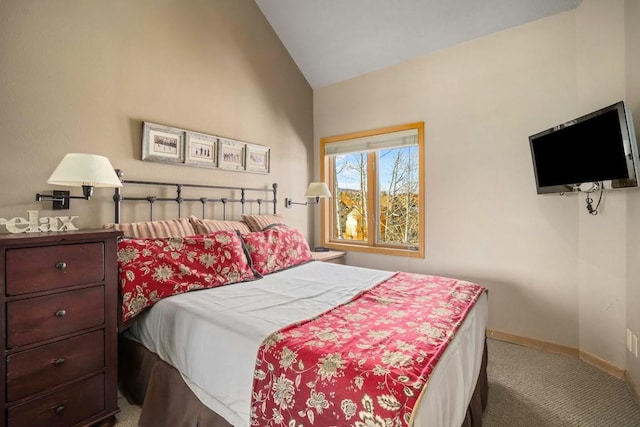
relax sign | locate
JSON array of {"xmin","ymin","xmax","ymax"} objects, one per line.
[{"xmin": 0, "ymin": 210, "xmax": 79, "ymax": 233}]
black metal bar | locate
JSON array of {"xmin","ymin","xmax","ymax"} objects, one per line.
[
  {"xmin": 118, "ymin": 196, "xmax": 277, "ymax": 207},
  {"xmin": 200, "ymin": 198, "xmax": 207, "ymax": 218},
  {"xmin": 121, "ymin": 178, "xmax": 269, "ymax": 193},
  {"xmin": 176, "ymin": 185, "xmax": 183, "ymax": 218},
  {"xmin": 112, "ymin": 169, "xmax": 277, "ymax": 224},
  {"xmin": 114, "ymin": 169, "xmax": 124, "ymax": 223},
  {"xmin": 272, "ymin": 183, "xmax": 278, "ymax": 214},
  {"xmin": 147, "ymin": 196, "xmax": 156, "ymax": 220}
]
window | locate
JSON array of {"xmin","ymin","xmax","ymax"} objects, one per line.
[{"xmin": 320, "ymin": 122, "xmax": 424, "ymax": 257}]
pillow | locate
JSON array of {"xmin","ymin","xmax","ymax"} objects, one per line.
[
  {"xmin": 118, "ymin": 230, "xmax": 256, "ymax": 322},
  {"xmin": 241, "ymin": 225, "xmax": 312, "ymax": 275},
  {"xmin": 189, "ymin": 216, "xmax": 252, "ymax": 235},
  {"xmin": 103, "ymin": 217, "xmax": 195, "ymax": 238},
  {"xmin": 241, "ymin": 214, "xmax": 286, "ymax": 232}
]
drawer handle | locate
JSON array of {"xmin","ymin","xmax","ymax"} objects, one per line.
[
  {"xmin": 55, "ymin": 261, "xmax": 67, "ymax": 270},
  {"xmin": 52, "ymin": 357, "xmax": 65, "ymax": 366},
  {"xmin": 55, "ymin": 309, "xmax": 67, "ymax": 318},
  {"xmin": 54, "ymin": 404, "xmax": 66, "ymax": 415}
]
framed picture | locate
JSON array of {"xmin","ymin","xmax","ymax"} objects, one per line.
[
  {"xmin": 185, "ymin": 131, "xmax": 218, "ymax": 168},
  {"xmin": 245, "ymin": 144, "xmax": 270, "ymax": 174},
  {"xmin": 218, "ymin": 138, "xmax": 245, "ymax": 171},
  {"xmin": 142, "ymin": 122, "xmax": 185, "ymax": 164}
]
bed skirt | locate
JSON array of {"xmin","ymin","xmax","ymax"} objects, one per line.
[{"xmin": 119, "ymin": 336, "xmax": 489, "ymax": 427}]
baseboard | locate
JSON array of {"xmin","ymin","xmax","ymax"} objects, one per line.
[
  {"xmin": 486, "ymin": 329, "xmax": 625, "ymax": 379},
  {"xmin": 578, "ymin": 350, "xmax": 625, "ymax": 379},
  {"xmin": 487, "ymin": 329, "xmax": 578, "ymax": 358},
  {"xmin": 626, "ymin": 371, "xmax": 640, "ymax": 405}
]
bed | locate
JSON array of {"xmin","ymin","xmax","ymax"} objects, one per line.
[{"xmin": 109, "ymin": 172, "xmax": 489, "ymax": 427}]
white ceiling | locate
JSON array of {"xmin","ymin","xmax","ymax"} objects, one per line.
[{"xmin": 255, "ymin": 0, "xmax": 582, "ymax": 89}]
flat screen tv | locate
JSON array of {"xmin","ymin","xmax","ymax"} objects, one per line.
[{"xmin": 529, "ymin": 101, "xmax": 639, "ymax": 194}]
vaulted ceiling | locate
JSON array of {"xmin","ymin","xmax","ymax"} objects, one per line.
[{"xmin": 255, "ymin": 0, "xmax": 583, "ymax": 89}]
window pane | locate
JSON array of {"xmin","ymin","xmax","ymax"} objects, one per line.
[
  {"xmin": 333, "ymin": 153, "xmax": 368, "ymax": 242},
  {"xmin": 321, "ymin": 122, "xmax": 424, "ymax": 258},
  {"xmin": 376, "ymin": 146, "xmax": 419, "ymax": 247}
]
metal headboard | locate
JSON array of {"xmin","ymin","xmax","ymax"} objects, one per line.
[{"xmin": 112, "ymin": 169, "xmax": 277, "ymax": 223}]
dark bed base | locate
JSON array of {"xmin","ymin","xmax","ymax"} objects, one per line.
[{"xmin": 119, "ymin": 336, "xmax": 488, "ymax": 427}]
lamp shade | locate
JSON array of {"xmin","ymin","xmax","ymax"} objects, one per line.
[
  {"xmin": 304, "ymin": 182, "xmax": 331, "ymax": 198},
  {"xmin": 47, "ymin": 153, "xmax": 122, "ymax": 188}
]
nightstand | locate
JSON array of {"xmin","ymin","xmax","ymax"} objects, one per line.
[
  {"xmin": 311, "ymin": 250, "xmax": 346, "ymax": 264},
  {"xmin": 0, "ymin": 229, "xmax": 121, "ymax": 427}
]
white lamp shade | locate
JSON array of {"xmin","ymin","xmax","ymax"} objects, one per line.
[
  {"xmin": 304, "ymin": 182, "xmax": 331, "ymax": 198},
  {"xmin": 47, "ymin": 153, "xmax": 122, "ymax": 188}
]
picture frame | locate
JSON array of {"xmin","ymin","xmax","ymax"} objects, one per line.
[
  {"xmin": 185, "ymin": 131, "xmax": 218, "ymax": 168},
  {"xmin": 140, "ymin": 121, "xmax": 270, "ymax": 174},
  {"xmin": 218, "ymin": 138, "xmax": 245, "ymax": 171},
  {"xmin": 142, "ymin": 122, "xmax": 185, "ymax": 164},
  {"xmin": 245, "ymin": 143, "xmax": 270, "ymax": 174}
]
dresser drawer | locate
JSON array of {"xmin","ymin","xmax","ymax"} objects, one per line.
[
  {"xmin": 8, "ymin": 373, "xmax": 104, "ymax": 427},
  {"xmin": 7, "ymin": 286, "xmax": 104, "ymax": 348},
  {"xmin": 6, "ymin": 330, "xmax": 104, "ymax": 402},
  {"xmin": 6, "ymin": 242, "xmax": 104, "ymax": 295}
]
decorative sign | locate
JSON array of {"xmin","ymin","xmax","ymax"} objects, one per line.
[{"xmin": 0, "ymin": 210, "xmax": 79, "ymax": 233}]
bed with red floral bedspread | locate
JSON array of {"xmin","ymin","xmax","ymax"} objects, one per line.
[{"xmin": 115, "ymin": 225, "xmax": 488, "ymax": 427}]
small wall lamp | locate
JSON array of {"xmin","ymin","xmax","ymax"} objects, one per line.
[
  {"xmin": 285, "ymin": 182, "xmax": 332, "ymax": 208},
  {"xmin": 35, "ymin": 153, "xmax": 123, "ymax": 210}
]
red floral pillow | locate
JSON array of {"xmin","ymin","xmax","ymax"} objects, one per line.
[
  {"xmin": 118, "ymin": 230, "xmax": 256, "ymax": 322},
  {"xmin": 241, "ymin": 225, "xmax": 312, "ymax": 276}
]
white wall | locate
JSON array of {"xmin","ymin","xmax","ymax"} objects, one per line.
[{"xmin": 314, "ymin": 0, "xmax": 639, "ymax": 367}]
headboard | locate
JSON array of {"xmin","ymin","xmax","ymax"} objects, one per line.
[{"xmin": 112, "ymin": 169, "xmax": 278, "ymax": 223}]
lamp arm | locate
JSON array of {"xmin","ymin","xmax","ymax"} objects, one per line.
[
  {"xmin": 285, "ymin": 198, "xmax": 308, "ymax": 208},
  {"xmin": 284, "ymin": 196, "xmax": 321, "ymax": 208},
  {"xmin": 35, "ymin": 185, "xmax": 95, "ymax": 210},
  {"xmin": 36, "ymin": 193, "xmax": 65, "ymax": 203}
]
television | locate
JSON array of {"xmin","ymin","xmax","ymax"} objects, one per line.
[{"xmin": 529, "ymin": 101, "xmax": 640, "ymax": 194}]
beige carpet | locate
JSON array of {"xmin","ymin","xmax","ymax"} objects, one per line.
[
  {"xmin": 114, "ymin": 393, "xmax": 140, "ymax": 427},
  {"xmin": 483, "ymin": 339, "xmax": 640, "ymax": 426},
  {"xmin": 114, "ymin": 339, "xmax": 640, "ymax": 426}
]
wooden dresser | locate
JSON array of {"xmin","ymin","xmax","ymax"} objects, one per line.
[{"xmin": 0, "ymin": 230, "xmax": 121, "ymax": 427}]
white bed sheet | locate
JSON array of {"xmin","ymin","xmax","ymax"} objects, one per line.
[{"xmin": 127, "ymin": 262, "xmax": 488, "ymax": 427}]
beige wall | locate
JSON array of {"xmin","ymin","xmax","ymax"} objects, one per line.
[
  {"xmin": 0, "ymin": 0, "xmax": 313, "ymax": 232},
  {"xmin": 576, "ymin": 0, "xmax": 628, "ymax": 369},
  {"xmin": 626, "ymin": 0, "xmax": 640, "ymax": 391},
  {"xmin": 314, "ymin": 0, "xmax": 639, "ymax": 368}
]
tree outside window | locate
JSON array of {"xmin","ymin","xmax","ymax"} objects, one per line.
[{"xmin": 320, "ymin": 122, "xmax": 424, "ymax": 258}]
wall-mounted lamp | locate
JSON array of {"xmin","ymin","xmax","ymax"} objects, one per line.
[
  {"xmin": 35, "ymin": 153, "xmax": 123, "ymax": 210},
  {"xmin": 285, "ymin": 182, "xmax": 332, "ymax": 208}
]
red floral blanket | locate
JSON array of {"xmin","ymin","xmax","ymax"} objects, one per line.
[{"xmin": 250, "ymin": 272, "xmax": 486, "ymax": 426}]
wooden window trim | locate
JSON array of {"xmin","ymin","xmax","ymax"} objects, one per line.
[{"xmin": 319, "ymin": 122, "xmax": 425, "ymax": 258}]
